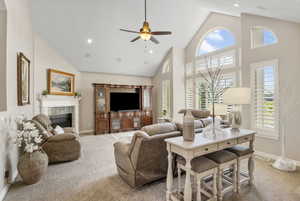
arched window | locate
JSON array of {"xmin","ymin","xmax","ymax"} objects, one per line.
[
  {"xmin": 162, "ymin": 59, "xmax": 171, "ymax": 74},
  {"xmin": 197, "ymin": 28, "xmax": 235, "ymax": 56},
  {"xmin": 251, "ymin": 27, "xmax": 278, "ymax": 48}
]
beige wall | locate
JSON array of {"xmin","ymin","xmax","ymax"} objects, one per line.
[
  {"xmin": 33, "ymin": 35, "xmax": 81, "ymax": 114},
  {"xmin": 0, "ymin": 0, "xmax": 34, "ymax": 195},
  {"xmin": 79, "ymin": 72, "xmax": 152, "ymax": 132},
  {"xmin": 0, "ymin": 8, "xmax": 6, "ymax": 112},
  {"xmin": 241, "ymin": 13, "xmax": 300, "ymax": 161}
]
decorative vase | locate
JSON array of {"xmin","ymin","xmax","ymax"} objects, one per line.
[
  {"xmin": 183, "ymin": 110, "xmax": 195, "ymax": 141},
  {"xmin": 17, "ymin": 150, "xmax": 48, "ymax": 185}
]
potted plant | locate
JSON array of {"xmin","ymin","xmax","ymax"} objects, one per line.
[
  {"xmin": 15, "ymin": 121, "xmax": 48, "ymax": 185},
  {"xmin": 41, "ymin": 90, "xmax": 48, "ymax": 97},
  {"xmin": 74, "ymin": 92, "xmax": 82, "ymax": 98}
]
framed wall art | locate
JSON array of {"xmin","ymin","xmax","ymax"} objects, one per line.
[
  {"xmin": 17, "ymin": 52, "xmax": 30, "ymax": 106},
  {"xmin": 47, "ymin": 69, "xmax": 75, "ymax": 96}
]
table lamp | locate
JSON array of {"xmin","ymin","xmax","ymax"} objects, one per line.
[
  {"xmin": 223, "ymin": 88, "xmax": 251, "ymax": 129},
  {"xmin": 208, "ymin": 103, "xmax": 227, "ymax": 118}
]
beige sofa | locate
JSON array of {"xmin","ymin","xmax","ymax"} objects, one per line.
[
  {"xmin": 114, "ymin": 122, "xmax": 181, "ymax": 188},
  {"xmin": 32, "ymin": 114, "xmax": 81, "ymax": 164}
]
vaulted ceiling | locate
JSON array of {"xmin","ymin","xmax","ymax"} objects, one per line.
[
  {"xmin": 31, "ymin": 0, "xmax": 209, "ymax": 77},
  {"xmin": 31, "ymin": 0, "xmax": 300, "ymax": 77}
]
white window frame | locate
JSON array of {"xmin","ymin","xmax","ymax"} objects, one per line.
[
  {"xmin": 250, "ymin": 59, "xmax": 280, "ymax": 140},
  {"xmin": 250, "ymin": 26, "xmax": 278, "ymax": 49}
]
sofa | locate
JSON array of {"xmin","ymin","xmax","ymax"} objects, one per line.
[
  {"xmin": 32, "ymin": 114, "xmax": 81, "ymax": 164},
  {"xmin": 114, "ymin": 122, "xmax": 181, "ymax": 188}
]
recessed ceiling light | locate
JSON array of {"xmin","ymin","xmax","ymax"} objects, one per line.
[
  {"xmin": 87, "ymin": 38, "xmax": 93, "ymax": 44},
  {"xmin": 149, "ymin": 50, "xmax": 154, "ymax": 54},
  {"xmin": 233, "ymin": 3, "xmax": 240, "ymax": 7}
]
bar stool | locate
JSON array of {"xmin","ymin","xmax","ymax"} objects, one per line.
[
  {"xmin": 176, "ymin": 156, "xmax": 218, "ymax": 201},
  {"xmin": 226, "ymin": 145, "xmax": 254, "ymax": 193},
  {"xmin": 206, "ymin": 150, "xmax": 238, "ymax": 201}
]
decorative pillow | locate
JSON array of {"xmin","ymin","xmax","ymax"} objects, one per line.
[
  {"xmin": 200, "ymin": 117, "xmax": 213, "ymax": 127},
  {"xmin": 141, "ymin": 122, "xmax": 177, "ymax": 136},
  {"xmin": 54, "ymin": 125, "xmax": 65, "ymax": 135},
  {"xmin": 194, "ymin": 120, "xmax": 204, "ymax": 129}
]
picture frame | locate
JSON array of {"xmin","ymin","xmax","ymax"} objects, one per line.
[
  {"xmin": 17, "ymin": 52, "xmax": 30, "ymax": 106},
  {"xmin": 47, "ymin": 69, "xmax": 75, "ymax": 96}
]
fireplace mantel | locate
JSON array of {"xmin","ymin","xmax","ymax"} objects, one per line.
[{"xmin": 38, "ymin": 95, "xmax": 81, "ymax": 134}]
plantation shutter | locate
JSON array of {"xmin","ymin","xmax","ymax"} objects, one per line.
[
  {"xmin": 162, "ymin": 80, "xmax": 171, "ymax": 116},
  {"xmin": 251, "ymin": 60, "xmax": 279, "ymax": 139},
  {"xmin": 185, "ymin": 79, "xmax": 194, "ymax": 109}
]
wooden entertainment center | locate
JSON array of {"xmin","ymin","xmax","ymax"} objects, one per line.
[{"xmin": 93, "ymin": 83, "xmax": 153, "ymax": 134}]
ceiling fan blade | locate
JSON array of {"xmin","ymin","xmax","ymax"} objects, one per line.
[
  {"xmin": 151, "ymin": 31, "xmax": 172, "ymax": 35},
  {"xmin": 131, "ymin": 36, "xmax": 141, "ymax": 42},
  {"xmin": 150, "ymin": 36, "xmax": 159, "ymax": 44},
  {"xmin": 120, "ymin": 29, "xmax": 140, "ymax": 34}
]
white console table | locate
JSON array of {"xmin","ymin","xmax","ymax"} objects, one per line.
[{"xmin": 165, "ymin": 128, "xmax": 256, "ymax": 201}]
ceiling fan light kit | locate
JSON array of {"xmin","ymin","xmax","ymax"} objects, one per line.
[{"xmin": 120, "ymin": 0, "xmax": 171, "ymax": 44}]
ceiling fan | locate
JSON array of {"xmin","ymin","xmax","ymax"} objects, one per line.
[{"xmin": 120, "ymin": 0, "xmax": 172, "ymax": 44}]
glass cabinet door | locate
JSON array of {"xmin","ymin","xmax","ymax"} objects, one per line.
[
  {"xmin": 96, "ymin": 88, "xmax": 106, "ymax": 112},
  {"xmin": 143, "ymin": 88, "xmax": 151, "ymax": 109}
]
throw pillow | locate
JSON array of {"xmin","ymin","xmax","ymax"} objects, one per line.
[{"xmin": 54, "ymin": 125, "xmax": 65, "ymax": 135}]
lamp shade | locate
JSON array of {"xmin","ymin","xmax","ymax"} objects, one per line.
[
  {"xmin": 223, "ymin": 88, "xmax": 251, "ymax": 105},
  {"xmin": 208, "ymin": 104, "xmax": 227, "ymax": 115}
]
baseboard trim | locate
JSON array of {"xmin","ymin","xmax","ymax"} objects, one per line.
[
  {"xmin": 0, "ymin": 170, "xmax": 18, "ymax": 201},
  {"xmin": 0, "ymin": 184, "xmax": 9, "ymax": 201},
  {"xmin": 255, "ymin": 151, "xmax": 300, "ymax": 167},
  {"xmin": 79, "ymin": 130, "xmax": 94, "ymax": 134}
]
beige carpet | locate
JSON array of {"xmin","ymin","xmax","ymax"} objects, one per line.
[{"xmin": 4, "ymin": 133, "xmax": 300, "ymax": 201}]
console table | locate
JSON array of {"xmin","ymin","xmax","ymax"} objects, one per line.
[{"xmin": 165, "ymin": 128, "xmax": 256, "ymax": 201}]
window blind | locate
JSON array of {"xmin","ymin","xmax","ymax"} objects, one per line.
[
  {"xmin": 251, "ymin": 60, "xmax": 279, "ymax": 139},
  {"xmin": 162, "ymin": 80, "xmax": 171, "ymax": 115},
  {"xmin": 185, "ymin": 79, "xmax": 194, "ymax": 109}
]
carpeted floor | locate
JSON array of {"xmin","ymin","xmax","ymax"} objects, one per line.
[{"xmin": 4, "ymin": 133, "xmax": 300, "ymax": 201}]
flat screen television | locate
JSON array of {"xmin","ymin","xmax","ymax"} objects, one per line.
[{"xmin": 110, "ymin": 92, "xmax": 140, "ymax": 111}]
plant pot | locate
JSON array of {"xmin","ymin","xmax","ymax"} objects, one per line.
[
  {"xmin": 183, "ymin": 110, "xmax": 195, "ymax": 141},
  {"xmin": 18, "ymin": 150, "xmax": 48, "ymax": 185}
]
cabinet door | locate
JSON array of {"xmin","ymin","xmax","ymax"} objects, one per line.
[
  {"xmin": 95, "ymin": 87, "xmax": 110, "ymax": 113},
  {"xmin": 95, "ymin": 87, "xmax": 106, "ymax": 113},
  {"xmin": 142, "ymin": 87, "xmax": 152, "ymax": 110},
  {"xmin": 95, "ymin": 118, "xmax": 109, "ymax": 134}
]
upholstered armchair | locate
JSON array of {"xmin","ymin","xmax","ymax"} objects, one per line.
[
  {"xmin": 32, "ymin": 114, "xmax": 81, "ymax": 164},
  {"xmin": 114, "ymin": 123, "xmax": 181, "ymax": 187}
]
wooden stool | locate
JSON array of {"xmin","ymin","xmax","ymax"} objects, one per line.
[
  {"xmin": 206, "ymin": 150, "xmax": 238, "ymax": 201},
  {"xmin": 227, "ymin": 145, "xmax": 254, "ymax": 193},
  {"xmin": 177, "ymin": 156, "xmax": 218, "ymax": 201}
]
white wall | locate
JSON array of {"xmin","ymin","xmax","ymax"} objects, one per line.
[
  {"xmin": 241, "ymin": 13, "xmax": 300, "ymax": 161},
  {"xmin": 0, "ymin": 0, "xmax": 34, "ymax": 197},
  {"xmin": 33, "ymin": 35, "xmax": 81, "ymax": 114},
  {"xmin": 0, "ymin": 8, "xmax": 7, "ymax": 112},
  {"xmin": 79, "ymin": 72, "xmax": 152, "ymax": 132}
]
